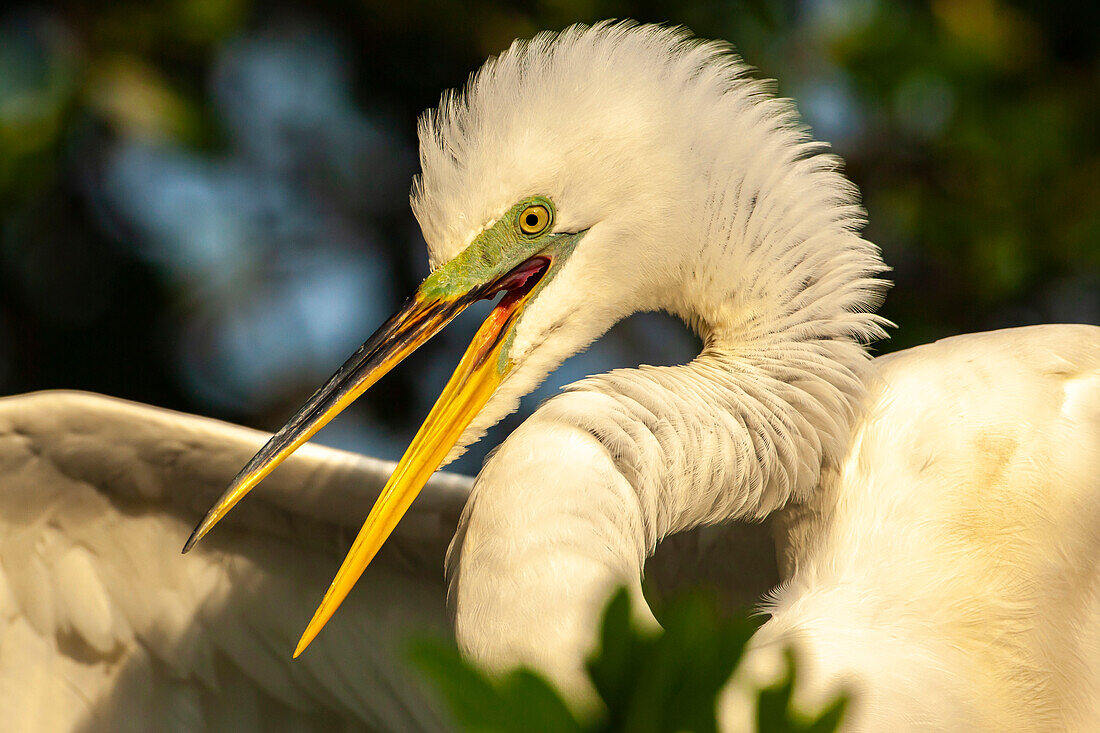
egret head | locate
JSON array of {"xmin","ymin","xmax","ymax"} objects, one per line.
[
  {"xmin": 409, "ymin": 21, "xmax": 749, "ymax": 445},
  {"xmin": 185, "ymin": 21, "xmax": 875, "ymax": 654}
]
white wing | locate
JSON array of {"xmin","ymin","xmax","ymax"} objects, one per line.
[{"xmin": 0, "ymin": 390, "xmax": 472, "ymax": 732}]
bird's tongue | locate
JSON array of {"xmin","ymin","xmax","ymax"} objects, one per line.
[{"xmin": 474, "ymin": 256, "xmax": 550, "ymax": 365}]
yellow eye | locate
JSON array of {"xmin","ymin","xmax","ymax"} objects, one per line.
[{"xmin": 518, "ymin": 204, "xmax": 551, "ymax": 235}]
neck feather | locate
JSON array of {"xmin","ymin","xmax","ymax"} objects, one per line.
[
  {"xmin": 446, "ymin": 76, "xmax": 890, "ymax": 696},
  {"xmin": 446, "ymin": 328, "xmax": 880, "ymax": 698}
]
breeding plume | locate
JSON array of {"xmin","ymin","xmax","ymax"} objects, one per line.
[{"xmin": 2, "ymin": 21, "xmax": 1099, "ymax": 732}]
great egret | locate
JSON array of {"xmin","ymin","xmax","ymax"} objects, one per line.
[{"xmin": 2, "ymin": 20, "xmax": 1098, "ymax": 732}]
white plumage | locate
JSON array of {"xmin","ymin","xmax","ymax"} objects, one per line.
[
  {"xmin": 1, "ymin": 21, "xmax": 1098, "ymax": 732},
  {"xmin": 727, "ymin": 325, "xmax": 1100, "ymax": 730},
  {"xmin": 0, "ymin": 391, "xmax": 468, "ymax": 730},
  {"xmin": 413, "ymin": 23, "xmax": 886, "ymax": 462}
]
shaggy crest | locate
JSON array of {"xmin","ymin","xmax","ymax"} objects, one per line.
[{"xmin": 412, "ymin": 22, "xmax": 889, "ymax": 469}]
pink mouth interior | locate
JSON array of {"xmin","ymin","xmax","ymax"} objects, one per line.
[
  {"xmin": 467, "ymin": 257, "xmax": 551, "ymax": 365},
  {"xmin": 484, "ymin": 257, "xmax": 551, "ymax": 308},
  {"xmin": 494, "ymin": 257, "xmax": 550, "ymax": 294}
]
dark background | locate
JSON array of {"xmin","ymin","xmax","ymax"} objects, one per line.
[{"xmin": 1, "ymin": 0, "xmax": 1097, "ymax": 474}]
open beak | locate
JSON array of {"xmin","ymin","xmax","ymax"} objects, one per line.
[{"xmin": 182, "ymin": 255, "xmax": 551, "ymax": 654}]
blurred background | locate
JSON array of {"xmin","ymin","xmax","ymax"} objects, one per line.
[{"xmin": 1, "ymin": 0, "xmax": 1097, "ymax": 474}]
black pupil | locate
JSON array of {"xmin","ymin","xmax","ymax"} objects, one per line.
[{"xmin": 525, "ymin": 213, "xmax": 539, "ymax": 228}]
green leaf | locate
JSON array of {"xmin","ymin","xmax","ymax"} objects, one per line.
[
  {"xmin": 586, "ymin": 588, "xmax": 644, "ymax": 719},
  {"xmin": 585, "ymin": 588, "xmax": 761, "ymax": 733},
  {"xmin": 496, "ymin": 670, "xmax": 583, "ymax": 733},
  {"xmin": 756, "ymin": 651, "xmax": 796, "ymax": 732},
  {"xmin": 410, "ymin": 639, "xmax": 510, "ymax": 730},
  {"xmin": 804, "ymin": 694, "xmax": 850, "ymax": 733},
  {"xmin": 411, "ymin": 638, "xmax": 583, "ymax": 732},
  {"xmin": 755, "ymin": 649, "xmax": 848, "ymax": 733}
]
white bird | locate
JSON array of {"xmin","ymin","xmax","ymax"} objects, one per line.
[{"xmin": 2, "ymin": 20, "xmax": 1098, "ymax": 732}]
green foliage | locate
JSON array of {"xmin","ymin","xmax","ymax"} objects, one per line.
[
  {"xmin": 412, "ymin": 588, "xmax": 848, "ymax": 732},
  {"xmin": 814, "ymin": 0, "xmax": 1100, "ymax": 346},
  {"xmin": 757, "ymin": 650, "xmax": 849, "ymax": 733},
  {"xmin": 586, "ymin": 589, "xmax": 758, "ymax": 732},
  {"xmin": 412, "ymin": 643, "xmax": 582, "ymax": 733}
]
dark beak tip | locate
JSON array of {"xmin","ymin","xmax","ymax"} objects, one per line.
[{"xmin": 181, "ymin": 524, "xmax": 203, "ymax": 554}]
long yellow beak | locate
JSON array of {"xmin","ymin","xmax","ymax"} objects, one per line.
[
  {"xmin": 181, "ymin": 291, "xmax": 475, "ymax": 553},
  {"xmin": 183, "ymin": 254, "xmax": 550, "ymax": 655},
  {"xmin": 293, "ymin": 288, "xmax": 521, "ymax": 655}
]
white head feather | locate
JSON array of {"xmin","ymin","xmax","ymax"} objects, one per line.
[{"xmin": 411, "ymin": 21, "xmax": 889, "ymax": 460}]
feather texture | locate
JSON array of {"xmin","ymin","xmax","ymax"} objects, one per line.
[
  {"xmin": 0, "ymin": 391, "xmax": 469, "ymax": 731},
  {"xmin": 429, "ymin": 23, "xmax": 1100, "ymax": 732},
  {"xmin": 412, "ymin": 22, "xmax": 888, "ymax": 462}
]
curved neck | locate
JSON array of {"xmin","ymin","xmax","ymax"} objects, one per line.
[
  {"xmin": 446, "ymin": 101, "xmax": 888, "ymax": 697},
  {"xmin": 446, "ymin": 330, "xmax": 874, "ymax": 698},
  {"xmin": 446, "ymin": 413, "xmax": 653, "ymax": 698},
  {"xmin": 554, "ymin": 335, "xmax": 871, "ymax": 534}
]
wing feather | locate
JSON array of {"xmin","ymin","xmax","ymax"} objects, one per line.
[{"xmin": 0, "ymin": 390, "xmax": 471, "ymax": 731}]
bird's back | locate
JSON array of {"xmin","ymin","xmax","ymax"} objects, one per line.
[{"xmin": 761, "ymin": 324, "xmax": 1100, "ymax": 731}]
